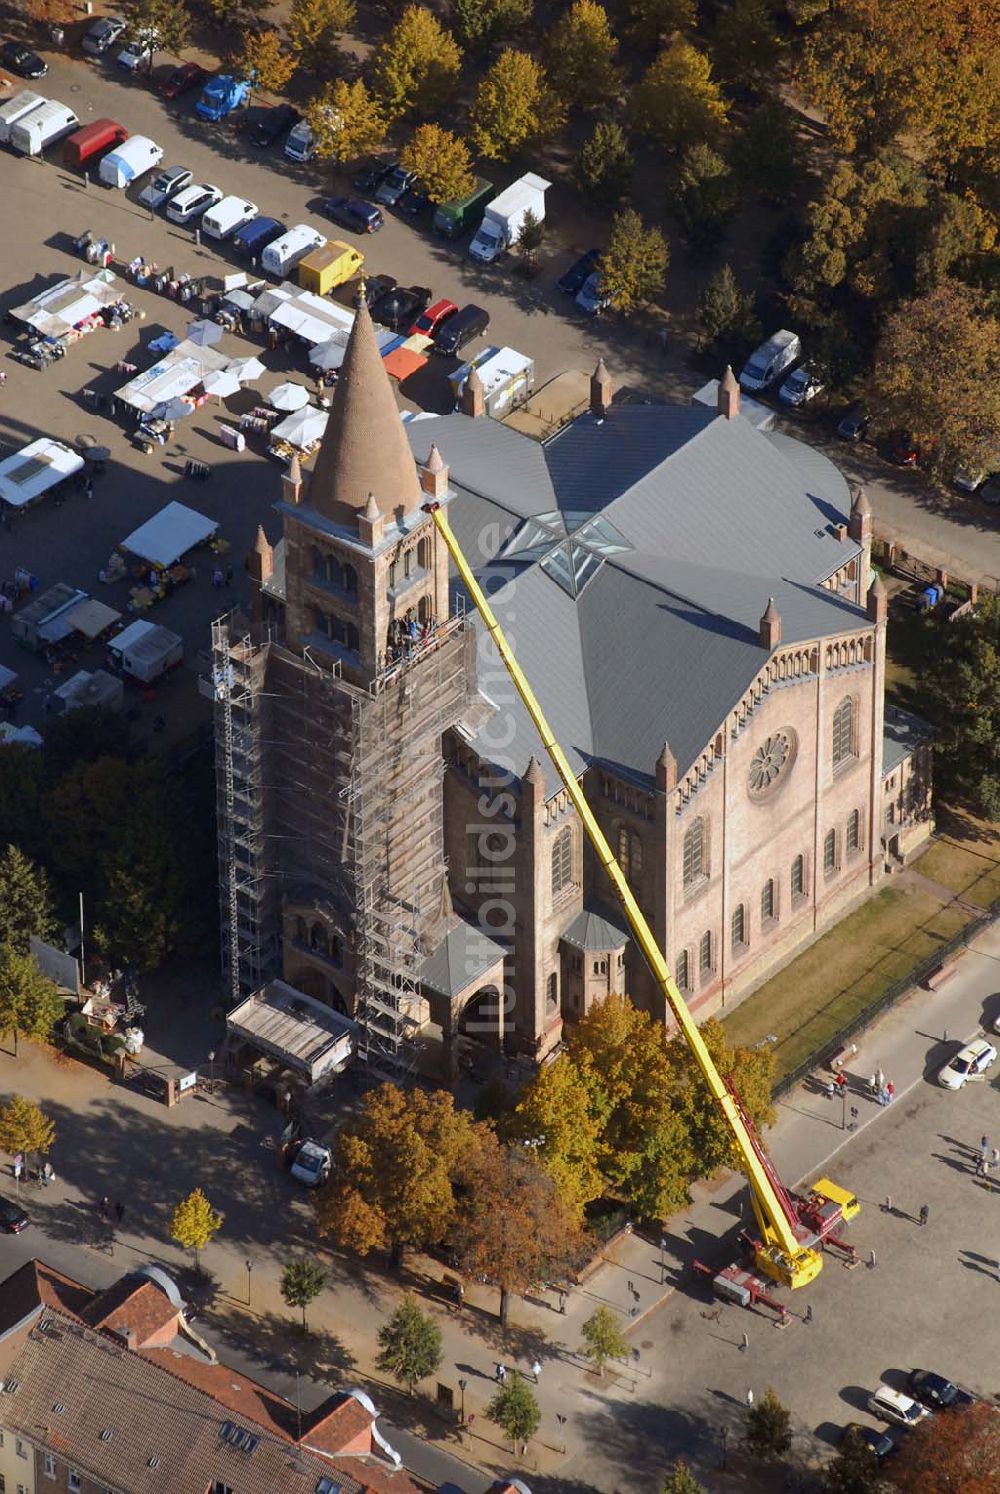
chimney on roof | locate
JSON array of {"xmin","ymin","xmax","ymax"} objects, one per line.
[
  {"xmin": 419, "ymin": 443, "xmax": 449, "ymax": 501},
  {"xmin": 717, "ymin": 365, "xmax": 740, "ymax": 420},
  {"xmin": 590, "ymin": 358, "xmax": 614, "ymax": 419},
  {"xmin": 461, "ymin": 366, "xmax": 485, "ymax": 419},
  {"xmin": 118, "ymin": 1325, "xmax": 136, "ymax": 1351},
  {"xmin": 282, "ymin": 452, "xmax": 302, "ymax": 506},
  {"xmin": 759, "ymin": 596, "xmax": 781, "ymax": 650},
  {"xmin": 656, "ymin": 741, "xmax": 677, "ymax": 793},
  {"xmin": 356, "ymin": 491, "xmax": 385, "ymax": 548},
  {"xmin": 848, "ymin": 484, "xmax": 872, "ymax": 544},
  {"xmin": 867, "ymin": 573, "xmax": 887, "ymax": 624}
]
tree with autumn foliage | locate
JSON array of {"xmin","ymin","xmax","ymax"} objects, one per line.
[
  {"xmin": 401, "ymin": 124, "xmax": 474, "ymax": 205},
  {"xmin": 544, "ymin": 0, "xmax": 621, "ymax": 110},
  {"xmin": 884, "ymin": 1401, "xmax": 1000, "ymax": 1491},
  {"xmin": 23, "ymin": 0, "xmax": 77, "ymax": 25},
  {"xmin": 470, "ymin": 49, "xmax": 565, "ymax": 160},
  {"xmin": 510, "ymin": 1052, "xmax": 604, "ymax": 1220},
  {"xmin": 666, "ymin": 1017, "xmax": 775, "ymax": 1180},
  {"xmin": 288, "ymin": 0, "xmax": 356, "ymax": 73},
  {"xmin": 306, "ymin": 80, "xmax": 386, "ymax": 166},
  {"xmin": 631, "ymin": 37, "xmax": 728, "ymax": 154},
  {"xmin": 598, "ymin": 208, "xmax": 669, "ymax": 318},
  {"xmin": 315, "ymin": 1084, "xmax": 482, "ymax": 1265},
  {"xmin": 372, "ymin": 6, "xmax": 462, "ymax": 121},
  {"xmin": 452, "ymin": 1134, "xmax": 584, "ymax": 1325},
  {"xmin": 626, "ymin": 0, "xmax": 695, "ymax": 47},
  {"xmin": 237, "ymin": 29, "xmax": 296, "ymax": 96}
]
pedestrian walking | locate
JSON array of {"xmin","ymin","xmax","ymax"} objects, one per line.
[
  {"xmin": 919, "ymin": 1204, "xmax": 929, "ymax": 1227},
  {"xmin": 41, "ymin": 1162, "xmax": 53, "ymax": 1187},
  {"xmin": 804, "ymin": 1304, "xmax": 813, "ymax": 1324},
  {"xmin": 885, "ymin": 1080, "xmax": 895, "ymax": 1103},
  {"xmin": 114, "ymin": 1201, "xmax": 124, "ymax": 1224},
  {"xmin": 869, "ymin": 1070, "xmax": 879, "ymax": 1097},
  {"xmin": 883, "ymin": 1195, "xmax": 892, "ymax": 1214},
  {"xmin": 530, "ymin": 1360, "xmax": 541, "ymax": 1384},
  {"xmin": 977, "ymin": 1155, "xmax": 987, "ymax": 1177},
  {"xmin": 834, "ymin": 1071, "xmax": 847, "ymax": 1093},
  {"xmin": 99, "ymin": 1194, "xmax": 109, "ymax": 1217},
  {"xmin": 12, "ymin": 1153, "xmax": 22, "ymax": 1183},
  {"xmin": 495, "ymin": 1363, "xmax": 506, "ymax": 1384},
  {"xmin": 745, "ymin": 1387, "xmax": 754, "ymax": 1408},
  {"xmin": 991, "ymin": 1148, "xmax": 999, "ymax": 1170},
  {"xmin": 876, "ymin": 1066, "xmax": 885, "ymax": 1092},
  {"xmin": 980, "ymin": 1136, "xmax": 990, "ymax": 1163}
]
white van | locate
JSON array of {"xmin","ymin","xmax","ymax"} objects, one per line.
[
  {"xmin": 261, "ymin": 223, "xmax": 325, "ymax": 278},
  {"xmin": 739, "ymin": 330, "xmax": 801, "ymax": 393},
  {"xmin": 10, "ymin": 100, "xmax": 78, "ymax": 157},
  {"xmin": 201, "ymin": 195, "xmax": 258, "ymax": 240},
  {"xmin": 284, "ymin": 120, "xmax": 314, "ymax": 163},
  {"xmin": 98, "ymin": 134, "xmax": 163, "ymax": 189},
  {"xmin": 0, "ymin": 90, "xmax": 46, "ymax": 146}
]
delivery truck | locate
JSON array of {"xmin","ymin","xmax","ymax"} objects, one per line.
[
  {"xmin": 63, "ymin": 118, "xmax": 127, "ymax": 171},
  {"xmin": 297, "ymin": 240, "xmax": 364, "ymax": 296},
  {"xmin": 98, "ymin": 135, "xmax": 163, "ymax": 189},
  {"xmin": 432, "ymin": 177, "xmax": 494, "ymax": 239},
  {"xmin": 468, "ymin": 172, "xmax": 550, "ymax": 264},
  {"xmin": 10, "ymin": 99, "xmax": 78, "ymax": 156},
  {"xmin": 0, "ymin": 90, "xmax": 46, "ymax": 146}
]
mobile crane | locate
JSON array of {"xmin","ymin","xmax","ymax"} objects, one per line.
[{"xmin": 425, "ymin": 502, "xmax": 860, "ymax": 1291}]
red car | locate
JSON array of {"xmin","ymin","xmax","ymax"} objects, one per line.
[
  {"xmin": 409, "ymin": 298, "xmax": 457, "ymax": 339},
  {"xmin": 159, "ymin": 62, "xmax": 208, "ymax": 99}
]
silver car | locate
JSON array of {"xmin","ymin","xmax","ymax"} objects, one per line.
[
  {"xmin": 82, "ymin": 15, "xmax": 126, "ymax": 54},
  {"xmin": 137, "ymin": 166, "xmax": 192, "ymax": 211},
  {"xmin": 166, "ymin": 182, "xmax": 223, "ymax": 226}
]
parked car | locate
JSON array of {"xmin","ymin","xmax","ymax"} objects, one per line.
[
  {"xmin": 159, "ymin": 61, "xmax": 207, "ymax": 98},
  {"xmin": 201, "ymin": 194, "xmax": 258, "ymax": 240},
  {"xmin": 375, "ymin": 164, "xmax": 416, "ymax": 207},
  {"xmin": 575, "ymin": 272, "xmax": 609, "ymax": 317},
  {"xmin": 320, "ymin": 196, "xmax": 383, "ymax": 234},
  {"xmin": 166, "ymin": 182, "xmax": 223, "ymax": 225},
  {"xmin": 117, "ymin": 35, "xmax": 153, "ymax": 72},
  {"xmin": 248, "ymin": 102, "xmax": 300, "ymax": 147},
  {"xmin": 841, "ymin": 1425, "xmax": 896, "ymax": 1460},
  {"xmin": 283, "ymin": 119, "xmax": 314, "ymax": 163},
  {"xmin": 1, "ymin": 41, "xmax": 47, "ymax": 79},
  {"xmin": 557, "ymin": 248, "xmax": 600, "ymax": 296},
  {"xmin": 937, "ymin": 1037, "xmax": 997, "ymax": 1090},
  {"xmin": 371, "ymin": 283, "xmax": 431, "ymax": 331},
  {"xmin": 137, "ymin": 165, "xmax": 192, "ymax": 211},
  {"xmin": 778, "ymin": 364, "xmax": 824, "ymax": 406},
  {"xmin": 289, "ymin": 1139, "xmax": 332, "ymax": 1187},
  {"xmin": 867, "ymin": 1385, "xmax": 931, "ymax": 1429},
  {"xmin": 398, "ymin": 187, "xmax": 431, "ymax": 218},
  {"xmin": 352, "ymin": 157, "xmax": 396, "ymax": 195},
  {"xmin": 908, "ymin": 1371, "xmax": 975, "ymax": 1412},
  {"xmin": 409, "ymin": 299, "xmax": 457, "ymax": 338},
  {"xmin": 739, "ymin": 329, "xmax": 801, "ymax": 392},
  {"xmin": 82, "ymin": 15, "xmax": 126, "ymax": 54},
  {"xmin": 837, "ymin": 404, "xmax": 870, "ymax": 442},
  {"xmin": 887, "ymin": 431, "xmax": 919, "ymax": 466},
  {"xmin": 0, "ymin": 1198, "xmax": 29, "ymax": 1234},
  {"xmin": 361, "ymin": 273, "xmax": 396, "ymax": 310},
  {"xmin": 433, "ymin": 303, "xmax": 490, "ymax": 357}
]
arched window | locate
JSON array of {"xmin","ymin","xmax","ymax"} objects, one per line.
[
  {"xmin": 617, "ymin": 825, "xmax": 643, "ymax": 885},
  {"xmin": 682, "ymin": 818, "xmax": 705, "ymax": 888},
  {"xmin": 832, "ymin": 698, "xmax": 854, "ymax": 768},
  {"xmin": 847, "ymin": 808, "xmax": 861, "ymax": 853},
  {"xmin": 342, "ymin": 562, "xmax": 358, "ymax": 594},
  {"xmin": 761, "ymin": 878, "xmax": 775, "ymax": 922},
  {"xmin": 417, "ymin": 538, "xmax": 430, "ymax": 570},
  {"xmin": 330, "ymin": 935, "xmax": 342, "ymax": 965},
  {"xmin": 699, "ymin": 930, "xmax": 713, "ymax": 977},
  {"xmin": 546, "ymin": 972, "xmax": 558, "ymax": 1011},
  {"xmin": 676, "ymin": 950, "xmax": 689, "ymax": 991},
  {"xmin": 791, "ymin": 854, "xmax": 804, "ymax": 899},
  {"xmin": 731, "ymin": 904, "xmax": 747, "ymax": 949},
  {"xmin": 551, "ymin": 828, "xmax": 573, "ymax": 894},
  {"xmin": 309, "ymin": 922, "xmax": 329, "ymax": 954},
  {"xmin": 824, "ymin": 829, "xmax": 837, "ymax": 874}
]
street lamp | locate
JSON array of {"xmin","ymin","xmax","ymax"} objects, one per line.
[
  {"xmin": 660, "ymin": 1235, "xmax": 667, "ymax": 1285},
  {"xmin": 719, "ymin": 1425, "xmax": 729, "ymax": 1469},
  {"xmin": 245, "ymin": 1258, "xmax": 253, "ymax": 1307},
  {"xmin": 207, "ymin": 1050, "xmax": 216, "ymax": 1090},
  {"xmin": 458, "ymin": 1377, "xmax": 467, "ymax": 1424}
]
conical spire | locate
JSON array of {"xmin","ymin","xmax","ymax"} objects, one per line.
[
  {"xmin": 425, "ymin": 444, "xmax": 445, "ymax": 474},
  {"xmin": 718, "ymin": 365, "xmax": 740, "ymax": 419},
  {"xmin": 362, "ymin": 491, "xmax": 381, "ymax": 521},
  {"xmin": 252, "ymin": 523, "xmax": 271, "ymax": 558},
  {"xmin": 287, "ymin": 452, "xmax": 301, "ymax": 486},
  {"xmin": 308, "ymin": 290, "xmax": 421, "ymax": 525},
  {"xmin": 759, "ymin": 596, "xmax": 781, "ymax": 649},
  {"xmin": 850, "ymin": 484, "xmax": 871, "ymax": 516}
]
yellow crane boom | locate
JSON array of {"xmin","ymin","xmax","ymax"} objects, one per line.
[{"xmin": 427, "ymin": 502, "xmax": 823, "ymax": 1289}]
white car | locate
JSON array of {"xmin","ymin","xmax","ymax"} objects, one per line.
[
  {"xmin": 200, "ymin": 195, "xmax": 258, "ymax": 241},
  {"xmin": 778, "ymin": 364, "xmax": 824, "ymax": 406},
  {"xmin": 138, "ymin": 166, "xmax": 192, "ymax": 211},
  {"xmin": 937, "ymin": 1036, "xmax": 998, "ymax": 1090},
  {"xmin": 290, "ymin": 1139, "xmax": 332, "ymax": 1188},
  {"xmin": 867, "ymin": 1384, "xmax": 932, "ymax": 1429},
  {"xmin": 82, "ymin": 14, "xmax": 126, "ymax": 54},
  {"xmin": 117, "ymin": 34, "xmax": 154, "ymax": 71},
  {"xmin": 166, "ymin": 182, "xmax": 224, "ymax": 226}
]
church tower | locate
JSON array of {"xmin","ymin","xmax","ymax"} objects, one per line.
[{"xmin": 279, "ymin": 289, "xmax": 449, "ymax": 687}]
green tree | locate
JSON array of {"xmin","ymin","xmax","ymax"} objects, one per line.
[
  {"xmin": 667, "ymin": 1017, "xmax": 775, "ymax": 1181},
  {"xmin": 632, "ymin": 38, "xmax": 728, "ymax": 154},
  {"xmin": 453, "ymin": 1136, "xmax": 584, "ymax": 1326},
  {"xmin": 626, "ymin": 0, "xmax": 696, "ymax": 47},
  {"xmin": 0, "ymin": 1096, "xmax": 55, "ymax": 1161},
  {"xmin": 122, "ymin": 0, "xmax": 190, "ymax": 58},
  {"xmin": 288, "ymin": 0, "xmax": 356, "ymax": 73},
  {"xmin": 316, "ymin": 1084, "xmax": 482, "ymax": 1263},
  {"xmin": 516, "ymin": 207, "xmax": 545, "ymax": 265},
  {"xmin": 486, "ymin": 1375, "xmax": 541, "ymax": 1450},
  {"xmin": 206, "ymin": 0, "xmax": 272, "ymax": 22},
  {"xmin": 376, "ymin": 1296, "xmax": 443, "ymax": 1394},
  {"xmin": 280, "ymin": 1258, "xmax": 326, "ymax": 1330},
  {"xmin": 372, "ymin": 6, "xmax": 462, "ymax": 121},
  {"xmin": 0, "ymin": 846, "xmax": 58, "ymax": 955},
  {"xmin": 870, "ymin": 280, "xmax": 1000, "ymax": 478},
  {"xmin": 674, "ymin": 142, "xmax": 738, "ymax": 250},
  {"xmin": 598, "ymin": 209, "xmax": 669, "ymax": 318},
  {"xmin": 470, "ymin": 48, "xmax": 565, "ymax": 160},
  {"xmin": 731, "ymin": 100, "xmax": 801, "ymax": 206},
  {"xmin": 711, "ymin": 0, "xmax": 784, "ymax": 93},
  {"xmin": 512, "ymin": 1053, "xmax": 603, "ymax": 1220},
  {"xmin": 453, "ymin": 0, "xmax": 532, "ymax": 52},
  {"xmin": 580, "ymin": 1304, "xmax": 628, "ymax": 1377},
  {"xmin": 238, "ymin": 29, "xmax": 296, "ymax": 96},
  {"xmin": 170, "ymin": 1187, "xmax": 223, "ymax": 1269},
  {"xmin": 746, "ymin": 1387, "xmax": 792, "ymax": 1460},
  {"xmin": 306, "ymin": 80, "xmax": 386, "ymax": 166},
  {"xmin": 662, "ymin": 1462, "xmax": 708, "ymax": 1494},
  {"xmin": 696, "ymin": 263, "xmax": 761, "ymax": 360},
  {"xmin": 544, "ymin": 0, "xmax": 621, "ymax": 109},
  {"xmin": 824, "ymin": 1427, "xmax": 883, "ymax": 1494},
  {"xmin": 401, "ymin": 124, "xmax": 474, "ymax": 204},
  {"xmin": 913, "ymin": 191, "xmax": 997, "ymax": 294},
  {"xmin": 919, "ymin": 594, "xmax": 1000, "ymax": 816},
  {"xmin": 575, "ymin": 118, "xmax": 633, "ymax": 207},
  {"xmin": 0, "ymin": 945, "xmax": 64, "ymax": 1058}
]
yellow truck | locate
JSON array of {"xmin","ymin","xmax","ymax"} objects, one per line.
[{"xmin": 296, "ymin": 240, "xmax": 364, "ymax": 296}]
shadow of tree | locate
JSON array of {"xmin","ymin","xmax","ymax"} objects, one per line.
[{"xmin": 209, "ymin": 1304, "xmax": 356, "ymax": 1386}]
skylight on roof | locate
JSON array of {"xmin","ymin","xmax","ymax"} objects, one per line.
[{"xmin": 500, "ymin": 510, "xmax": 631, "ymax": 598}]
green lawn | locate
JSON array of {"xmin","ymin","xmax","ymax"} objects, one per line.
[
  {"xmin": 916, "ymin": 805, "xmax": 1000, "ymax": 908},
  {"xmin": 724, "ymin": 884, "xmax": 970, "ymax": 1080}
]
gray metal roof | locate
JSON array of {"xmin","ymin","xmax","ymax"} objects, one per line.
[
  {"xmin": 405, "ymin": 405, "xmax": 869, "ymax": 793},
  {"xmin": 561, "ymin": 905, "xmax": 630, "ymax": 951},
  {"xmin": 418, "ymin": 917, "xmax": 506, "ymax": 998},
  {"xmin": 883, "ymin": 704, "xmax": 933, "ymax": 777}
]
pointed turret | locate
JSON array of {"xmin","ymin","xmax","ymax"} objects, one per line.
[
  {"xmin": 849, "ymin": 484, "xmax": 872, "ymax": 544},
  {"xmin": 590, "ymin": 358, "xmax": 614, "ymax": 419},
  {"xmin": 461, "ymin": 365, "xmax": 485, "ymax": 419},
  {"xmin": 656, "ymin": 741, "xmax": 677, "ymax": 792},
  {"xmin": 522, "ymin": 755, "xmax": 545, "ymax": 802},
  {"xmin": 420, "ymin": 443, "xmax": 449, "ymax": 500},
  {"xmin": 307, "ymin": 289, "xmax": 421, "ymax": 526},
  {"xmin": 357, "ymin": 490, "xmax": 385, "ymax": 548},
  {"xmin": 759, "ymin": 596, "xmax": 781, "ymax": 650},
  {"xmin": 247, "ymin": 524, "xmax": 273, "ymax": 583},
  {"xmin": 867, "ymin": 573, "xmax": 887, "ymax": 624},
  {"xmin": 718, "ymin": 365, "xmax": 740, "ymax": 420},
  {"xmin": 282, "ymin": 452, "xmax": 302, "ymax": 506}
]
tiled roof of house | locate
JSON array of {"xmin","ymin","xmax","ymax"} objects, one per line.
[
  {"xmin": 0, "ymin": 1260, "xmax": 93, "ymax": 1341},
  {"xmin": 84, "ymin": 1278, "xmax": 179, "ymax": 1346}
]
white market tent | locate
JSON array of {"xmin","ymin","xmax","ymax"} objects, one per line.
[
  {"xmin": 270, "ymin": 407, "xmax": 328, "ymax": 451},
  {"xmin": 10, "ymin": 268, "xmax": 122, "ymax": 341},
  {"xmin": 269, "ymin": 286, "xmax": 355, "ymax": 348},
  {"xmin": 115, "ymin": 338, "xmax": 231, "ymax": 417},
  {"xmin": 122, "ymin": 502, "xmax": 217, "ymax": 568},
  {"xmin": 0, "ymin": 438, "xmax": 84, "ymax": 509}
]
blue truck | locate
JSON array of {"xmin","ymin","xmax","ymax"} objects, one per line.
[{"xmin": 195, "ymin": 74, "xmax": 251, "ymax": 123}]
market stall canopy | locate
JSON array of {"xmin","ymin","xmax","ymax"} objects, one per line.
[
  {"xmin": 51, "ymin": 668, "xmax": 124, "ymax": 715},
  {"xmin": 270, "ymin": 406, "xmax": 328, "ymax": 451},
  {"xmin": 151, "ymin": 396, "xmax": 196, "ymax": 422},
  {"xmin": 202, "ymin": 368, "xmax": 241, "ymax": 398},
  {"xmin": 269, "ymin": 381, "xmax": 309, "ymax": 412},
  {"xmin": 116, "ymin": 339, "xmax": 230, "ymax": 417},
  {"xmin": 383, "ymin": 345, "xmax": 428, "ymax": 383},
  {"xmin": 11, "ymin": 268, "xmax": 121, "ymax": 341},
  {"xmin": 0, "ymin": 438, "xmax": 84, "ymax": 508},
  {"xmin": 122, "ymin": 501, "xmax": 217, "ymax": 567},
  {"xmin": 187, "ymin": 318, "xmax": 224, "ymax": 348},
  {"xmin": 309, "ymin": 332, "xmax": 350, "ymax": 372},
  {"xmin": 63, "ymin": 597, "xmax": 121, "ymax": 640},
  {"xmin": 228, "ymin": 354, "xmax": 266, "ymax": 383},
  {"xmin": 268, "ymin": 286, "xmax": 354, "ymax": 348}
]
